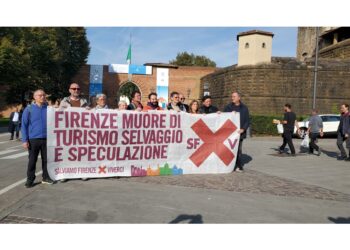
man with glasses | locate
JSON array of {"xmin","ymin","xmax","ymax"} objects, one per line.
[
  {"xmin": 21, "ymin": 89, "xmax": 55, "ymax": 187},
  {"xmin": 167, "ymin": 91, "xmax": 182, "ymax": 112},
  {"xmin": 179, "ymin": 93, "xmax": 189, "ymax": 112},
  {"xmin": 59, "ymin": 83, "xmax": 88, "ymax": 108},
  {"xmin": 59, "ymin": 83, "xmax": 88, "ymax": 182}
]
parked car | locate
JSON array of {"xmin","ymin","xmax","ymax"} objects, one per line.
[{"xmin": 277, "ymin": 114, "xmax": 340, "ymax": 138}]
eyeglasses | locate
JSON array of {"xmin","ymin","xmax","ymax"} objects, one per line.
[
  {"xmin": 180, "ymin": 98, "xmax": 185, "ymax": 101},
  {"xmin": 70, "ymin": 88, "xmax": 80, "ymax": 91}
]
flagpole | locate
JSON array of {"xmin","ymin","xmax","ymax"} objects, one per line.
[{"xmin": 128, "ymin": 33, "xmax": 132, "ymax": 81}]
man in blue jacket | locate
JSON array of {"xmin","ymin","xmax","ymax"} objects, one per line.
[
  {"xmin": 224, "ymin": 91, "xmax": 250, "ymax": 172},
  {"xmin": 21, "ymin": 89, "xmax": 55, "ymax": 188}
]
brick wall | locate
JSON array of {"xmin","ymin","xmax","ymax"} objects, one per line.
[
  {"xmin": 201, "ymin": 57, "xmax": 350, "ymax": 116},
  {"xmin": 72, "ymin": 65, "xmax": 216, "ymax": 109}
]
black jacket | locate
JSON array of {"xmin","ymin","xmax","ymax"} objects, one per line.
[
  {"xmin": 223, "ymin": 102, "xmax": 250, "ymax": 139},
  {"xmin": 337, "ymin": 112, "xmax": 350, "ymax": 136},
  {"xmin": 198, "ymin": 105, "xmax": 219, "ymax": 114}
]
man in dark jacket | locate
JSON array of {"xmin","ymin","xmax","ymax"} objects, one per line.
[
  {"xmin": 8, "ymin": 107, "xmax": 22, "ymax": 140},
  {"xmin": 223, "ymin": 91, "xmax": 250, "ymax": 171},
  {"xmin": 21, "ymin": 89, "xmax": 55, "ymax": 188},
  {"xmin": 336, "ymin": 103, "xmax": 350, "ymax": 161},
  {"xmin": 199, "ymin": 95, "xmax": 219, "ymax": 114},
  {"xmin": 179, "ymin": 93, "xmax": 189, "ymax": 112}
]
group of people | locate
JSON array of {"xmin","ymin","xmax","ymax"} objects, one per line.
[
  {"xmin": 19, "ymin": 83, "xmax": 250, "ymax": 188},
  {"xmin": 15, "ymin": 81, "xmax": 350, "ymax": 189},
  {"xmin": 274, "ymin": 103, "xmax": 350, "ymax": 161}
]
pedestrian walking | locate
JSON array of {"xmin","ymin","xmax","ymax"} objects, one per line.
[
  {"xmin": 336, "ymin": 103, "xmax": 350, "ymax": 161},
  {"xmin": 275, "ymin": 104, "xmax": 300, "ymax": 156},
  {"xmin": 307, "ymin": 109, "xmax": 323, "ymax": 156}
]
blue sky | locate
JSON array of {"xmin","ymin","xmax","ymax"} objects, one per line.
[{"xmin": 86, "ymin": 27, "xmax": 298, "ymax": 68}]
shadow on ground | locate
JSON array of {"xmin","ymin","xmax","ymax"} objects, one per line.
[
  {"xmin": 241, "ymin": 154, "xmax": 252, "ymax": 167},
  {"xmin": 321, "ymin": 149, "xmax": 338, "ymax": 159},
  {"xmin": 169, "ymin": 214, "xmax": 203, "ymax": 224},
  {"xmin": 328, "ymin": 217, "xmax": 350, "ymax": 224}
]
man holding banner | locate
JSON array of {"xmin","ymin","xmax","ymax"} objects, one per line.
[
  {"xmin": 224, "ymin": 91, "xmax": 250, "ymax": 172},
  {"xmin": 59, "ymin": 83, "xmax": 88, "ymax": 108}
]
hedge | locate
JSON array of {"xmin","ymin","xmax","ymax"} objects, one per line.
[
  {"xmin": 250, "ymin": 114, "xmax": 308, "ymax": 136},
  {"xmin": 0, "ymin": 118, "xmax": 9, "ymax": 128}
]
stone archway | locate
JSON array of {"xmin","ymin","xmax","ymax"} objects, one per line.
[{"xmin": 117, "ymin": 81, "xmax": 141, "ymax": 105}]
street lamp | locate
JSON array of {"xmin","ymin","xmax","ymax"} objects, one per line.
[{"xmin": 312, "ymin": 27, "xmax": 320, "ymax": 110}]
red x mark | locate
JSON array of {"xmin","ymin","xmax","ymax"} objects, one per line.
[
  {"xmin": 190, "ymin": 119, "xmax": 237, "ymax": 167},
  {"xmin": 98, "ymin": 165, "xmax": 107, "ymax": 174}
]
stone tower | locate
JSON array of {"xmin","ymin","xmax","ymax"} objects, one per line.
[
  {"xmin": 237, "ymin": 30, "xmax": 274, "ymax": 66},
  {"xmin": 296, "ymin": 27, "xmax": 334, "ymax": 61}
]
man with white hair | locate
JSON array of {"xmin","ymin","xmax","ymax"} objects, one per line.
[{"xmin": 21, "ymin": 89, "xmax": 55, "ymax": 188}]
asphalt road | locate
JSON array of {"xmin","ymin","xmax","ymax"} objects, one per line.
[{"xmin": 0, "ymin": 131, "xmax": 349, "ymax": 223}]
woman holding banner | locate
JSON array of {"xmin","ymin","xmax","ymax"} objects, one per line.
[{"xmin": 189, "ymin": 100, "xmax": 200, "ymax": 114}]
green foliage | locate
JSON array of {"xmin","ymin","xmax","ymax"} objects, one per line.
[
  {"xmin": 0, "ymin": 118, "xmax": 10, "ymax": 127},
  {"xmin": 250, "ymin": 114, "xmax": 308, "ymax": 135},
  {"xmin": 331, "ymin": 103, "xmax": 339, "ymax": 114},
  {"xmin": 169, "ymin": 51, "xmax": 216, "ymax": 67},
  {"xmin": 0, "ymin": 27, "xmax": 90, "ymax": 104},
  {"xmin": 250, "ymin": 115, "xmax": 282, "ymax": 136}
]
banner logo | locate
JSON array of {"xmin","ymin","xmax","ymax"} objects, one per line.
[{"xmin": 190, "ymin": 119, "xmax": 237, "ymax": 167}]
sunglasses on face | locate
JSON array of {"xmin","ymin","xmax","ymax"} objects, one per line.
[
  {"xmin": 180, "ymin": 98, "xmax": 185, "ymax": 100},
  {"xmin": 70, "ymin": 88, "xmax": 80, "ymax": 91}
]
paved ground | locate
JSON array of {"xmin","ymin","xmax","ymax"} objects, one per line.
[{"xmin": 0, "ymin": 132, "xmax": 349, "ymax": 223}]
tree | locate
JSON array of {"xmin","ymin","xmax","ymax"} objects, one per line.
[
  {"xmin": 169, "ymin": 51, "xmax": 216, "ymax": 67},
  {"xmin": 0, "ymin": 27, "xmax": 90, "ymax": 104}
]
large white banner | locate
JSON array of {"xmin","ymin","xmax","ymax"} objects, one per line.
[{"xmin": 47, "ymin": 107, "xmax": 240, "ymax": 180}]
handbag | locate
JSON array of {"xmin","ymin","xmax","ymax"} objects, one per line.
[{"xmin": 300, "ymin": 133, "xmax": 310, "ymax": 148}]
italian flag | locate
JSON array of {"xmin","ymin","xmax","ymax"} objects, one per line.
[{"xmin": 126, "ymin": 44, "xmax": 131, "ymax": 65}]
